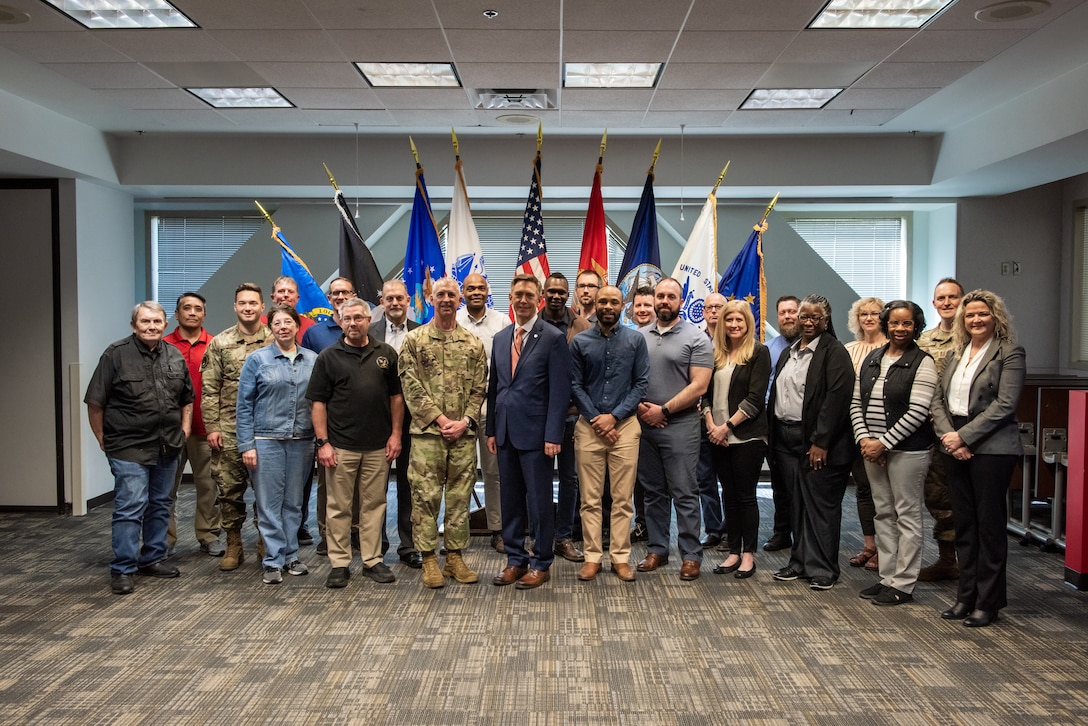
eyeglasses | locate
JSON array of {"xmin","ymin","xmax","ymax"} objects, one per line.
[
  {"xmin": 704, "ymin": 304, "xmax": 725, "ymax": 311},
  {"xmin": 798, "ymin": 314, "xmax": 825, "ymax": 323},
  {"xmin": 575, "ymin": 283, "xmax": 600, "ymax": 290},
  {"xmin": 329, "ymin": 289, "xmax": 355, "ymax": 298}
]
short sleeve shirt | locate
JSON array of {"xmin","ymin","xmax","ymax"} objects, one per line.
[{"xmin": 640, "ymin": 318, "xmax": 713, "ymax": 405}]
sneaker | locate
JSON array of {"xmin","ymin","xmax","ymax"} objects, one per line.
[
  {"xmin": 285, "ymin": 560, "xmax": 309, "ymax": 576},
  {"xmin": 262, "ymin": 566, "xmax": 283, "ymax": 585},
  {"xmin": 630, "ymin": 522, "xmax": 648, "ymax": 542},
  {"xmin": 200, "ymin": 540, "xmax": 226, "ymax": 557},
  {"xmin": 362, "ymin": 562, "xmax": 396, "ymax": 584},
  {"xmin": 872, "ymin": 586, "xmax": 913, "ymax": 606},
  {"xmin": 772, "ymin": 567, "xmax": 803, "ymax": 581},
  {"xmin": 859, "ymin": 582, "xmax": 887, "ymax": 600},
  {"xmin": 490, "ymin": 531, "xmax": 505, "ymax": 554},
  {"xmin": 809, "ymin": 576, "xmax": 835, "ymax": 590},
  {"xmin": 325, "ymin": 566, "xmax": 350, "ymax": 588},
  {"xmin": 297, "ymin": 528, "xmax": 314, "ymax": 546}
]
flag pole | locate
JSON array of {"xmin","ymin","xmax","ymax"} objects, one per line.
[
  {"xmin": 758, "ymin": 192, "xmax": 780, "ymax": 227},
  {"xmin": 649, "ymin": 138, "xmax": 662, "ymax": 173},
  {"xmin": 598, "ymin": 129, "xmax": 607, "ymax": 165},
  {"xmin": 322, "ymin": 162, "xmax": 340, "ymax": 192},
  {"xmin": 254, "ymin": 200, "xmax": 275, "ymax": 229},
  {"xmin": 536, "ymin": 122, "xmax": 543, "ymax": 153},
  {"xmin": 711, "ymin": 160, "xmax": 731, "ymax": 195},
  {"xmin": 451, "ymin": 128, "xmax": 460, "ymax": 161},
  {"xmin": 409, "ymin": 136, "xmax": 422, "ymax": 169}
]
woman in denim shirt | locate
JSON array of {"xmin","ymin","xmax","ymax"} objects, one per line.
[{"xmin": 237, "ymin": 304, "xmax": 317, "ymax": 584}]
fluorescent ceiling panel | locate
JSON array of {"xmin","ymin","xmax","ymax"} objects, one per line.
[
  {"xmin": 809, "ymin": 0, "xmax": 957, "ymax": 29},
  {"xmin": 354, "ymin": 62, "xmax": 461, "ymax": 88},
  {"xmin": 563, "ymin": 63, "xmax": 663, "ymax": 88},
  {"xmin": 741, "ymin": 88, "xmax": 844, "ymax": 110},
  {"xmin": 186, "ymin": 87, "xmax": 293, "ymax": 108},
  {"xmin": 40, "ymin": 0, "xmax": 196, "ymax": 29}
]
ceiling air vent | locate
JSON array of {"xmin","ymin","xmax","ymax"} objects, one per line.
[{"xmin": 472, "ymin": 89, "xmax": 555, "ymax": 110}]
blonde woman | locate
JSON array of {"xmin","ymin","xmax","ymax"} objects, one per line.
[
  {"xmin": 845, "ymin": 297, "xmax": 887, "ymax": 571},
  {"xmin": 703, "ymin": 301, "xmax": 771, "ymax": 578}
]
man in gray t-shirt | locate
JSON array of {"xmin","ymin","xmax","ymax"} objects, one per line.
[{"xmin": 635, "ymin": 278, "xmax": 713, "ymax": 581}]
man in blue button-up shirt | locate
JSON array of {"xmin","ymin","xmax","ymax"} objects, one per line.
[{"xmin": 569, "ymin": 285, "xmax": 650, "ymax": 582}]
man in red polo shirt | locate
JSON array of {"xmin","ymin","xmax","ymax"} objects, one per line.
[
  {"xmin": 261, "ymin": 276, "xmax": 316, "ymax": 342},
  {"xmin": 164, "ymin": 292, "xmax": 223, "ymax": 556}
]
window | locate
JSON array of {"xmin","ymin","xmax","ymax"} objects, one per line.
[
  {"xmin": 1074, "ymin": 206, "xmax": 1088, "ymax": 363},
  {"xmin": 785, "ymin": 217, "xmax": 906, "ymax": 300},
  {"xmin": 151, "ymin": 216, "xmax": 263, "ymax": 309},
  {"xmin": 439, "ymin": 216, "xmax": 627, "ymax": 313}
]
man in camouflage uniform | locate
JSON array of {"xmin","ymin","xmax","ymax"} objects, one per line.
[
  {"xmin": 202, "ymin": 282, "xmax": 271, "ymax": 571},
  {"xmin": 916, "ymin": 277, "xmax": 965, "ymax": 581},
  {"xmin": 398, "ymin": 277, "xmax": 488, "ymax": 588}
]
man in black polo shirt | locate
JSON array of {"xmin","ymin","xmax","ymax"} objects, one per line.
[
  {"xmin": 85, "ymin": 301, "xmax": 194, "ymax": 595},
  {"xmin": 307, "ymin": 298, "xmax": 403, "ymax": 589}
]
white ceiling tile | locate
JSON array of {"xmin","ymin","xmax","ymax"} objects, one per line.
[
  {"xmin": 828, "ymin": 88, "xmax": 939, "ymax": 110},
  {"xmin": 853, "ymin": 61, "xmax": 980, "ymax": 88},
  {"xmin": 389, "ymin": 108, "xmax": 481, "ymax": 127},
  {"xmin": 650, "ymin": 89, "xmax": 750, "ymax": 111},
  {"xmin": 657, "ymin": 64, "xmax": 769, "ymax": 90},
  {"xmin": 563, "ymin": 0, "xmax": 687, "ymax": 31},
  {"xmin": 44, "ymin": 62, "xmax": 173, "ymax": 89},
  {"xmin": 759, "ymin": 62, "xmax": 874, "ymax": 87},
  {"xmin": 670, "ymin": 31, "xmax": 798, "ymax": 64},
  {"xmin": 562, "ymin": 89, "xmax": 653, "ymax": 112},
  {"xmin": 891, "ymin": 29, "xmax": 1029, "ymax": 62},
  {"xmin": 926, "ymin": 0, "xmax": 1083, "ymax": 30},
  {"xmin": 372, "ymin": 88, "xmax": 471, "ymax": 110},
  {"xmin": 456, "ymin": 63, "xmax": 560, "ymax": 89},
  {"xmin": 641, "ymin": 111, "xmax": 727, "ymax": 128},
  {"xmin": 723, "ymin": 109, "xmax": 818, "ymax": 127},
  {"xmin": 144, "ymin": 62, "xmax": 266, "ymax": 87},
  {"xmin": 445, "ymin": 29, "xmax": 560, "ymax": 63},
  {"xmin": 279, "ymin": 88, "xmax": 385, "ymax": 110},
  {"xmin": 325, "ymin": 29, "xmax": 450, "ymax": 62},
  {"xmin": 174, "ymin": 0, "xmax": 322, "ymax": 30},
  {"xmin": 98, "ymin": 88, "xmax": 211, "ymax": 110},
  {"xmin": 299, "ymin": 109, "xmax": 398, "ymax": 127},
  {"xmin": 301, "ymin": 0, "xmax": 448, "ymax": 30},
  {"xmin": 116, "ymin": 109, "xmax": 238, "ymax": 132},
  {"xmin": 435, "ymin": 0, "xmax": 560, "ymax": 29},
  {"xmin": 0, "ymin": 31, "xmax": 129, "ymax": 62},
  {"xmin": 211, "ymin": 108, "xmax": 314, "ymax": 129},
  {"xmin": 208, "ymin": 30, "xmax": 347, "ymax": 62},
  {"xmin": 806, "ymin": 109, "xmax": 902, "ymax": 126},
  {"xmin": 562, "ymin": 31, "xmax": 677, "ymax": 61},
  {"xmin": 687, "ymin": 0, "xmax": 828, "ymax": 31},
  {"xmin": 559, "ymin": 111, "xmax": 648, "ymax": 127},
  {"xmin": 247, "ymin": 62, "xmax": 368, "ymax": 89},
  {"xmin": 778, "ymin": 30, "xmax": 915, "ymax": 63},
  {"xmin": 97, "ymin": 30, "xmax": 237, "ymax": 62}
]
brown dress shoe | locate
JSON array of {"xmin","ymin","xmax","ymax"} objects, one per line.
[
  {"xmin": 636, "ymin": 552, "xmax": 668, "ymax": 572},
  {"xmin": 611, "ymin": 562, "xmax": 636, "ymax": 582},
  {"xmin": 554, "ymin": 539, "xmax": 585, "ymax": 562},
  {"xmin": 492, "ymin": 565, "xmax": 528, "ymax": 586},
  {"xmin": 577, "ymin": 562, "xmax": 600, "ymax": 581},
  {"xmin": 515, "ymin": 569, "xmax": 551, "ymax": 589},
  {"xmin": 679, "ymin": 560, "xmax": 701, "ymax": 580}
]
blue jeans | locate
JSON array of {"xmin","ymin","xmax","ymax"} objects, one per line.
[
  {"xmin": 251, "ymin": 438, "xmax": 313, "ymax": 568},
  {"xmin": 555, "ymin": 416, "xmax": 580, "ymax": 541},
  {"xmin": 109, "ymin": 452, "xmax": 179, "ymax": 575}
]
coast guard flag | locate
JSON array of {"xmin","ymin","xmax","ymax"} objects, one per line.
[
  {"xmin": 718, "ymin": 222, "xmax": 768, "ymax": 341},
  {"xmin": 334, "ymin": 188, "xmax": 384, "ymax": 307},
  {"xmin": 516, "ymin": 151, "xmax": 550, "ymax": 286},
  {"xmin": 617, "ymin": 171, "xmax": 662, "ymax": 327},
  {"xmin": 275, "ymin": 227, "xmax": 332, "ymax": 322},
  {"xmin": 671, "ymin": 191, "xmax": 719, "ymax": 327},
  {"xmin": 578, "ymin": 162, "xmax": 608, "ymax": 286},
  {"xmin": 404, "ymin": 167, "xmax": 445, "ymax": 323},
  {"xmin": 447, "ymin": 156, "xmax": 489, "ymax": 307}
]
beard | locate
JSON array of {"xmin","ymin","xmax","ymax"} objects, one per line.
[
  {"xmin": 779, "ymin": 321, "xmax": 799, "ymax": 339},
  {"xmin": 656, "ymin": 306, "xmax": 679, "ymax": 323}
]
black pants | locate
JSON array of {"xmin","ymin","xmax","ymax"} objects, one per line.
[
  {"xmin": 710, "ymin": 439, "xmax": 766, "ymax": 553},
  {"xmin": 947, "ymin": 451, "xmax": 1016, "ymax": 611}
]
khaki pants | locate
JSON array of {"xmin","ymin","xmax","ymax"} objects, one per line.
[
  {"xmin": 167, "ymin": 434, "xmax": 220, "ymax": 548},
  {"xmin": 574, "ymin": 416, "xmax": 641, "ymax": 564},
  {"xmin": 477, "ymin": 405, "xmax": 502, "ymax": 531},
  {"xmin": 325, "ymin": 447, "xmax": 389, "ymax": 569}
]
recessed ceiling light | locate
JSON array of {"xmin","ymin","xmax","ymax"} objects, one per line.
[
  {"xmin": 563, "ymin": 63, "xmax": 663, "ymax": 89},
  {"xmin": 808, "ymin": 0, "xmax": 956, "ymax": 29},
  {"xmin": 186, "ymin": 87, "xmax": 293, "ymax": 109},
  {"xmin": 0, "ymin": 5, "xmax": 31, "ymax": 24},
  {"xmin": 354, "ymin": 62, "xmax": 461, "ymax": 88},
  {"xmin": 741, "ymin": 88, "xmax": 844, "ymax": 110},
  {"xmin": 482, "ymin": 9, "xmax": 498, "ymax": 19},
  {"xmin": 39, "ymin": 0, "xmax": 196, "ymax": 29},
  {"xmin": 496, "ymin": 114, "xmax": 540, "ymax": 125},
  {"xmin": 975, "ymin": 0, "xmax": 1050, "ymax": 23}
]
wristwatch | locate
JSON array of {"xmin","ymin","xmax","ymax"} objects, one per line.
[
  {"xmin": 726, "ymin": 420, "xmax": 736, "ymax": 431},
  {"xmin": 315, "ymin": 438, "xmax": 328, "ymax": 447},
  {"xmin": 465, "ymin": 418, "xmax": 477, "ymax": 432},
  {"xmin": 661, "ymin": 405, "xmax": 671, "ymax": 420}
]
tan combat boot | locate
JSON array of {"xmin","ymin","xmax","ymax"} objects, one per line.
[
  {"xmin": 421, "ymin": 552, "xmax": 445, "ymax": 589},
  {"xmin": 443, "ymin": 549, "xmax": 479, "ymax": 584},
  {"xmin": 220, "ymin": 528, "xmax": 244, "ymax": 571},
  {"xmin": 918, "ymin": 539, "xmax": 959, "ymax": 582}
]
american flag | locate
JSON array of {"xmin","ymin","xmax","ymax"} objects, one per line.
[{"xmin": 516, "ymin": 152, "xmax": 550, "ymax": 284}]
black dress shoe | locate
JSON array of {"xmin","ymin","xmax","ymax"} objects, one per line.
[
  {"xmin": 111, "ymin": 573, "xmax": 134, "ymax": 595},
  {"xmin": 735, "ymin": 562, "xmax": 756, "ymax": 579},
  {"xmin": 964, "ymin": 609, "xmax": 999, "ymax": 628},
  {"xmin": 137, "ymin": 561, "xmax": 180, "ymax": 578},
  {"xmin": 297, "ymin": 528, "xmax": 314, "ymax": 546},
  {"xmin": 400, "ymin": 551, "xmax": 423, "ymax": 569},
  {"xmin": 701, "ymin": 534, "xmax": 723, "ymax": 549},
  {"xmin": 763, "ymin": 535, "xmax": 792, "ymax": 552},
  {"xmin": 712, "ymin": 557, "xmax": 740, "ymax": 575},
  {"xmin": 940, "ymin": 602, "xmax": 973, "ymax": 620}
]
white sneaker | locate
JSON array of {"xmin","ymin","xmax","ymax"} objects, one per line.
[{"xmin": 285, "ymin": 560, "xmax": 309, "ymax": 576}]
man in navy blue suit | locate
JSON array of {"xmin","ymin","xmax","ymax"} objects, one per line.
[{"xmin": 487, "ymin": 273, "xmax": 572, "ymax": 589}]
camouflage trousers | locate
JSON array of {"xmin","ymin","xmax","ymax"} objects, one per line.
[
  {"xmin": 924, "ymin": 450, "xmax": 956, "ymax": 543},
  {"xmin": 211, "ymin": 435, "xmax": 254, "ymax": 531},
  {"xmin": 408, "ymin": 433, "xmax": 476, "ymax": 553}
]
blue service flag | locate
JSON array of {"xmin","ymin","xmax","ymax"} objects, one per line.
[
  {"xmin": 617, "ymin": 172, "xmax": 662, "ymax": 327},
  {"xmin": 718, "ymin": 225, "xmax": 767, "ymax": 340},
  {"xmin": 275, "ymin": 229, "xmax": 333, "ymax": 322},
  {"xmin": 404, "ymin": 168, "xmax": 445, "ymax": 323}
]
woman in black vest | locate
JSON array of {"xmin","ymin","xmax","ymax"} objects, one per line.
[
  {"xmin": 703, "ymin": 300, "xmax": 771, "ymax": 578},
  {"xmin": 850, "ymin": 301, "xmax": 938, "ymax": 606}
]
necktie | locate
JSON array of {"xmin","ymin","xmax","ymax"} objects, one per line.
[{"xmin": 512, "ymin": 327, "xmax": 524, "ymax": 375}]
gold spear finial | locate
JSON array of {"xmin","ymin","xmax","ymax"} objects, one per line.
[
  {"xmin": 711, "ymin": 160, "xmax": 731, "ymax": 195},
  {"xmin": 322, "ymin": 163, "xmax": 340, "ymax": 192},
  {"xmin": 598, "ymin": 129, "xmax": 608, "ymax": 161},
  {"xmin": 254, "ymin": 200, "xmax": 274, "ymax": 226},
  {"xmin": 451, "ymin": 128, "xmax": 460, "ymax": 159},
  {"xmin": 409, "ymin": 136, "xmax": 420, "ymax": 167},
  {"xmin": 536, "ymin": 122, "xmax": 543, "ymax": 152},
  {"xmin": 649, "ymin": 138, "xmax": 662, "ymax": 172},
  {"xmin": 759, "ymin": 192, "xmax": 780, "ymax": 227}
]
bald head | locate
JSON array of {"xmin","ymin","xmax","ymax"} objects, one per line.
[
  {"xmin": 704, "ymin": 292, "xmax": 727, "ymax": 332},
  {"xmin": 462, "ymin": 273, "xmax": 489, "ymax": 316}
]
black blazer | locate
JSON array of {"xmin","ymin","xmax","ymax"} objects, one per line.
[
  {"xmin": 704, "ymin": 341, "xmax": 771, "ymax": 440},
  {"xmin": 931, "ymin": 340, "xmax": 1025, "ymax": 456},
  {"xmin": 768, "ymin": 334, "xmax": 857, "ymax": 466}
]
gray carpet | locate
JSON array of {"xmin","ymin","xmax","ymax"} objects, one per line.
[{"xmin": 1, "ymin": 481, "xmax": 1086, "ymax": 725}]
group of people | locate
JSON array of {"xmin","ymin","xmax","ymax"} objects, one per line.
[{"xmin": 86, "ymin": 269, "xmax": 1025, "ymax": 627}]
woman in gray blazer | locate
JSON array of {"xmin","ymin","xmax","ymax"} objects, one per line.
[{"xmin": 930, "ymin": 290, "xmax": 1025, "ymax": 627}]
